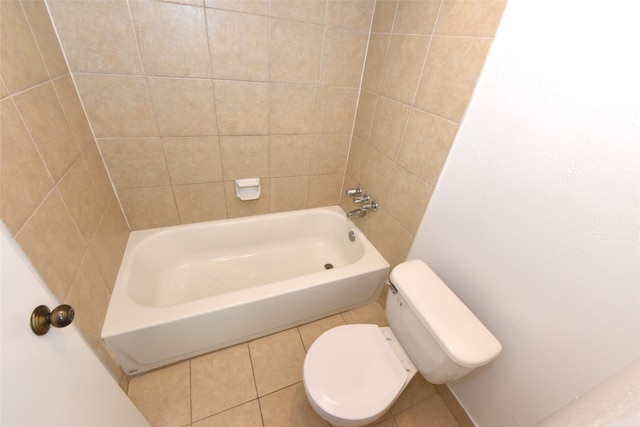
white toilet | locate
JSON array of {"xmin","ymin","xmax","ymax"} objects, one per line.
[{"xmin": 303, "ymin": 260, "xmax": 502, "ymax": 427}]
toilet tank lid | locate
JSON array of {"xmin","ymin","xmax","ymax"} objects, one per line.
[{"xmin": 390, "ymin": 260, "xmax": 502, "ymax": 368}]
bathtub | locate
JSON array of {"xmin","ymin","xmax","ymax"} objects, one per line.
[{"xmin": 102, "ymin": 206, "xmax": 389, "ymax": 375}]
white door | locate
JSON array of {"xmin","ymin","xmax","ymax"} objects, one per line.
[{"xmin": 0, "ymin": 222, "xmax": 149, "ymax": 427}]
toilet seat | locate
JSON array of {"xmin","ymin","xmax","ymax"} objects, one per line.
[{"xmin": 303, "ymin": 324, "xmax": 416, "ymax": 426}]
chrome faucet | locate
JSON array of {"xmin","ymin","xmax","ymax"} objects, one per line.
[{"xmin": 346, "ymin": 202, "xmax": 378, "ymax": 218}]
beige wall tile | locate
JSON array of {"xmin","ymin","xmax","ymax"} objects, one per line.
[
  {"xmin": 271, "ymin": 1, "xmax": 326, "ymax": 24},
  {"xmin": 0, "ymin": 78, "xmax": 8, "ymax": 99},
  {"xmin": 371, "ymin": 209, "xmax": 413, "ymax": 268},
  {"xmin": 47, "ymin": 0, "xmax": 143, "ymax": 74},
  {"xmin": 269, "ymin": 84, "xmax": 317, "ymax": 135},
  {"xmin": 393, "ymin": 0, "xmax": 440, "ymax": 35},
  {"xmin": 219, "ymin": 136, "xmax": 269, "ymax": 179},
  {"xmin": 359, "ymin": 145, "xmax": 395, "ymax": 205},
  {"xmin": 371, "ymin": 1, "xmax": 398, "ymax": 33},
  {"xmin": 379, "ymin": 35, "xmax": 431, "ymax": 104},
  {"xmin": 118, "ymin": 186, "xmax": 180, "ymax": 230},
  {"xmin": 345, "ymin": 137, "xmax": 368, "ymax": 184},
  {"xmin": 163, "ymin": 136, "xmax": 223, "ymax": 184},
  {"xmin": 174, "ymin": 182, "xmax": 227, "ymax": 224},
  {"xmin": 86, "ymin": 198, "xmax": 129, "ymax": 290},
  {"xmin": 310, "ymin": 134, "xmax": 350, "ymax": 175},
  {"xmin": 0, "ymin": 99, "xmax": 53, "ymax": 234},
  {"xmin": 13, "ymin": 83, "xmax": 80, "ymax": 181},
  {"xmin": 99, "ymin": 138, "xmax": 170, "ymax": 189},
  {"xmin": 361, "ymin": 33, "xmax": 390, "ymax": 92},
  {"xmin": 57, "ymin": 158, "xmax": 106, "ymax": 243},
  {"xmin": 270, "ymin": 19, "xmax": 323, "ymax": 84},
  {"xmin": 384, "ymin": 166, "xmax": 433, "ymax": 235},
  {"xmin": 0, "ymin": 0, "xmax": 49, "ymax": 93},
  {"xmin": 16, "ymin": 191, "xmax": 86, "ymax": 301},
  {"xmin": 207, "ymin": 9, "xmax": 269, "ymax": 81},
  {"xmin": 81, "ymin": 143, "xmax": 117, "ymax": 207},
  {"xmin": 205, "ymin": 0, "xmax": 270, "ymax": 16},
  {"xmin": 148, "ymin": 77, "xmax": 217, "ymax": 137},
  {"xmin": 353, "ymin": 90, "xmax": 377, "ymax": 141},
  {"xmin": 270, "ymin": 135, "xmax": 314, "ymax": 177},
  {"xmin": 436, "ymin": 1, "xmax": 508, "ymax": 37},
  {"xmin": 415, "ymin": 36, "xmax": 492, "ymax": 122},
  {"xmin": 326, "ymin": 0, "xmax": 375, "ymax": 32},
  {"xmin": 214, "ymin": 81, "xmax": 269, "ymax": 135},
  {"xmin": 270, "ymin": 176, "xmax": 309, "ymax": 213},
  {"xmin": 192, "ymin": 400, "xmax": 263, "ymax": 427},
  {"xmin": 308, "ymin": 173, "xmax": 343, "ymax": 207},
  {"xmin": 259, "ymin": 383, "xmax": 329, "ymax": 427},
  {"xmin": 66, "ymin": 251, "xmax": 111, "ymax": 350},
  {"xmin": 75, "ymin": 74, "xmax": 159, "ymax": 138},
  {"xmin": 249, "ymin": 329, "xmax": 306, "ymax": 396},
  {"xmin": 321, "ymin": 27, "xmax": 369, "ymax": 87},
  {"xmin": 20, "ymin": 0, "xmax": 68, "ymax": 79},
  {"xmin": 397, "ymin": 109, "xmax": 458, "ymax": 186},
  {"xmin": 368, "ymin": 96, "xmax": 410, "ymax": 160},
  {"xmin": 191, "ymin": 344, "xmax": 257, "ymax": 421},
  {"xmin": 160, "ymin": 0, "xmax": 204, "ymax": 6},
  {"xmin": 224, "ymin": 179, "xmax": 270, "ymax": 218},
  {"xmin": 316, "ymin": 87, "xmax": 359, "ymax": 133},
  {"xmin": 130, "ymin": 0, "xmax": 210, "ymax": 78},
  {"xmin": 53, "ymin": 75, "xmax": 95, "ymax": 151},
  {"xmin": 128, "ymin": 361, "xmax": 191, "ymax": 427}
]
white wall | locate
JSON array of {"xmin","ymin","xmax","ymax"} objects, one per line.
[{"xmin": 407, "ymin": 0, "xmax": 640, "ymax": 426}]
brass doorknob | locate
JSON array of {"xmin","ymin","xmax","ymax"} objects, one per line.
[{"xmin": 30, "ymin": 304, "xmax": 75, "ymax": 336}]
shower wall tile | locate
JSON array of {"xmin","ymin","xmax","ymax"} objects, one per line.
[
  {"xmin": 174, "ymin": 182, "xmax": 228, "ymax": 224},
  {"xmin": 82, "ymin": 143, "xmax": 117, "ymax": 207},
  {"xmin": 308, "ymin": 173, "xmax": 343, "ymax": 208},
  {"xmin": 53, "ymin": 75, "xmax": 95, "ymax": 151},
  {"xmin": 269, "ymin": 84, "xmax": 317, "ymax": 135},
  {"xmin": 75, "ymin": 74, "xmax": 159, "ymax": 138},
  {"xmin": 130, "ymin": 0, "xmax": 211, "ymax": 78},
  {"xmin": 119, "ymin": 186, "xmax": 180, "ymax": 229},
  {"xmin": 316, "ymin": 87, "xmax": 359, "ymax": 133},
  {"xmin": 270, "ymin": 19, "xmax": 324, "ymax": 85},
  {"xmin": 207, "ymin": 9, "xmax": 269, "ymax": 81},
  {"xmin": 20, "ymin": 0, "xmax": 67, "ymax": 79},
  {"xmin": 148, "ymin": 77, "xmax": 217, "ymax": 137},
  {"xmin": 13, "ymin": 82, "xmax": 80, "ymax": 181},
  {"xmin": 270, "ymin": 176, "xmax": 310, "ymax": 213},
  {"xmin": 47, "ymin": 1, "xmax": 143, "ymax": 75},
  {"xmin": 310, "ymin": 134, "xmax": 350, "ymax": 175},
  {"xmin": 163, "ymin": 136, "xmax": 223, "ymax": 185},
  {"xmin": 0, "ymin": 0, "xmax": 49, "ymax": 93},
  {"xmin": 214, "ymin": 81, "xmax": 269, "ymax": 135},
  {"xmin": 320, "ymin": 27, "xmax": 369, "ymax": 88},
  {"xmin": 0, "ymin": 99, "xmax": 54, "ymax": 234},
  {"xmin": 205, "ymin": 0, "xmax": 270, "ymax": 16},
  {"xmin": 99, "ymin": 138, "xmax": 170, "ymax": 189},
  {"xmin": 270, "ymin": 135, "xmax": 314, "ymax": 177},
  {"xmin": 16, "ymin": 191, "xmax": 87, "ymax": 302},
  {"xmin": 415, "ymin": 36, "xmax": 492, "ymax": 122},
  {"xmin": 344, "ymin": 0, "xmax": 504, "ymax": 269},
  {"xmin": 271, "ymin": 0, "xmax": 326, "ymax": 24},
  {"xmin": 0, "ymin": 78, "xmax": 8, "ymax": 99},
  {"xmin": 219, "ymin": 136, "xmax": 270, "ymax": 179},
  {"xmin": 325, "ymin": 0, "xmax": 375, "ymax": 32}
]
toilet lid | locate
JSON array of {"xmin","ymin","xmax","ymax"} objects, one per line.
[{"xmin": 303, "ymin": 324, "xmax": 409, "ymax": 422}]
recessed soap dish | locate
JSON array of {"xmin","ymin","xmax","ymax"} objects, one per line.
[{"xmin": 235, "ymin": 178, "xmax": 261, "ymax": 201}]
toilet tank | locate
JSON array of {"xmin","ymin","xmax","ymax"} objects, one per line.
[{"xmin": 386, "ymin": 260, "xmax": 501, "ymax": 384}]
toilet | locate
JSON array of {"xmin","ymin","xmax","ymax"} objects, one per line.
[{"xmin": 303, "ymin": 260, "xmax": 502, "ymax": 427}]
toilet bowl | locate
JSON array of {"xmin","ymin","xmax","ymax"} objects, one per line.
[{"xmin": 302, "ymin": 260, "xmax": 502, "ymax": 427}]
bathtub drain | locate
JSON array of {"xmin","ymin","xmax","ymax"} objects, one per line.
[{"xmin": 324, "ymin": 263, "xmax": 334, "ymax": 270}]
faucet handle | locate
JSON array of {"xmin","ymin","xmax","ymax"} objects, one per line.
[
  {"xmin": 361, "ymin": 201, "xmax": 378, "ymax": 211},
  {"xmin": 353, "ymin": 194, "xmax": 370, "ymax": 204},
  {"xmin": 345, "ymin": 187, "xmax": 363, "ymax": 197}
]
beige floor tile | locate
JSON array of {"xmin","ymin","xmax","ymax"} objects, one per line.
[
  {"xmin": 297, "ymin": 314, "xmax": 345, "ymax": 351},
  {"xmin": 373, "ymin": 417, "xmax": 398, "ymax": 427},
  {"xmin": 391, "ymin": 375, "xmax": 438, "ymax": 415},
  {"xmin": 394, "ymin": 394, "xmax": 459, "ymax": 427},
  {"xmin": 192, "ymin": 400, "xmax": 262, "ymax": 427},
  {"xmin": 259, "ymin": 382, "xmax": 329, "ymax": 427},
  {"xmin": 127, "ymin": 361, "xmax": 191, "ymax": 427},
  {"xmin": 249, "ymin": 328, "xmax": 306, "ymax": 396},
  {"xmin": 341, "ymin": 302, "xmax": 389, "ymax": 326},
  {"xmin": 191, "ymin": 344, "xmax": 257, "ymax": 422}
]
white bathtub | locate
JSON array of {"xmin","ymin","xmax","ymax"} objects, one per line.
[{"xmin": 102, "ymin": 206, "xmax": 389, "ymax": 374}]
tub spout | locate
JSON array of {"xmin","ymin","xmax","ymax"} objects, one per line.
[{"xmin": 347, "ymin": 208, "xmax": 366, "ymax": 218}]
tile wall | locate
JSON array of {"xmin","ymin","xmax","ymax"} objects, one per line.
[
  {"xmin": 0, "ymin": 0, "xmax": 129, "ymax": 384},
  {"xmin": 48, "ymin": 0, "xmax": 375, "ymax": 229},
  {"xmin": 341, "ymin": 0, "xmax": 506, "ymax": 267}
]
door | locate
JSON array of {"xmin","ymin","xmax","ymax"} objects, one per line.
[{"xmin": 0, "ymin": 222, "xmax": 149, "ymax": 426}]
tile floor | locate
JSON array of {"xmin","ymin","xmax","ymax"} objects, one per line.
[{"xmin": 126, "ymin": 302, "xmax": 461, "ymax": 427}]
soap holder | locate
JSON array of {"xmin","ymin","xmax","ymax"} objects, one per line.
[{"xmin": 235, "ymin": 178, "xmax": 261, "ymax": 201}]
